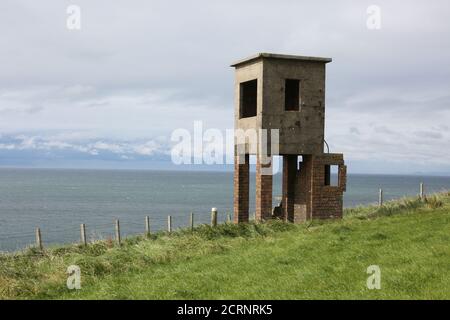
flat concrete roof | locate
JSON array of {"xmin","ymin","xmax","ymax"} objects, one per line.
[{"xmin": 230, "ymin": 52, "xmax": 332, "ymax": 67}]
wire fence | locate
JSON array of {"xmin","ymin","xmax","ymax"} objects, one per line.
[
  {"xmin": 0, "ymin": 207, "xmax": 236, "ymax": 253},
  {"xmin": 1, "ymin": 181, "xmax": 444, "ymax": 253}
]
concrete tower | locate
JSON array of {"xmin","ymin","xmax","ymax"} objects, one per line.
[{"xmin": 232, "ymin": 53, "xmax": 347, "ymax": 223}]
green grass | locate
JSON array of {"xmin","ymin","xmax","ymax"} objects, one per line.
[{"xmin": 1, "ymin": 192, "xmax": 449, "ymax": 300}]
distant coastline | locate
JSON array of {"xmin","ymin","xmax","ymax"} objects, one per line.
[{"xmin": 0, "ymin": 166, "xmax": 449, "ymax": 177}]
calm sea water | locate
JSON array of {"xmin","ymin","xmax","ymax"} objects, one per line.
[{"xmin": 0, "ymin": 168, "xmax": 449, "ymax": 252}]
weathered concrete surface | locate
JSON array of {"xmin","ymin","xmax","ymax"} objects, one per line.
[{"xmin": 233, "ymin": 53, "xmax": 330, "ymax": 155}]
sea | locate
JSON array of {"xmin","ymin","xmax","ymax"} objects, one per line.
[{"xmin": 0, "ymin": 168, "xmax": 449, "ymax": 252}]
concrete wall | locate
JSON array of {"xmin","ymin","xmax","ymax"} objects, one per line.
[
  {"xmin": 234, "ymin": 57, "xmax": 326, "ymax": 155},
  {"xmin": 234, "ymin": 60, "xmax": 262, "ymax": 133},
  {"xmin": 262, "ymin": 59, "xmax": 325, "ymax": 155}
]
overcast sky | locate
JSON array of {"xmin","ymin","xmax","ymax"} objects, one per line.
[{"xmin": 0, "ymin": 0, "xmax": 449, "ymax": 174}]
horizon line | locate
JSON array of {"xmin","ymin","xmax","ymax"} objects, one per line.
[{"xmin": 0, "ymin": 166, "xmax": 449, "ymax": 178}]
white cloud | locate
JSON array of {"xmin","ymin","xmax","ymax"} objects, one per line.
[{"xmin": 0, "ymin": 134, "xmax": 170, "ymax": 159}]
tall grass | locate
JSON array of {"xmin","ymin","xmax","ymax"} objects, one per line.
[
  {"xmin": 424, "ymin": 195, "xmax": 444, "ymax": 209},
  {"xmin": 344, "ymin": 191, "xmax": 448, "ymax": 219},
  {"xmin": 0, "ymin": 191, "xmax": 449, "ymax": 299}
]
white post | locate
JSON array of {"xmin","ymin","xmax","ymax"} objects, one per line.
[
  {"xmin": 420, "ymin": 182, "xmax": 425, "ymax": 200},
  {"xmin": 167, "ymin": 215, "xmax": 172, "ymax": 233}
]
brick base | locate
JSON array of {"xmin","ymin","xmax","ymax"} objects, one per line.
[
  {"xmin": 281, "ymin": 153, "xmax": 347, "ymax": 222},
  {"xmin": 310, "ymin": 154, "xmax": 346, "ymax": 219},
  {"xmin": 233, "ymin": 153, "xmax": 249, "ymax": 223},
  {"xmin": 282, "ymin": 155, "xmax": 297, "ymax": 222}
]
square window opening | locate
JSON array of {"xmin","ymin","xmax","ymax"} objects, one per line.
[
  {"xmin": 240, "ymin": 79, "xmax": 257, "ymax": 118},
  {"xmin": 285, "ymin": 79, "xmax": 301, "ymax": 111}
]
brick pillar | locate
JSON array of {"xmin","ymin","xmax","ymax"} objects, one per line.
[
  {"xmin": 282, "ymin": 155, "xmax": 297, "ymax": 222},
  {"xmin": 234, "ymin": 153, "xmax": 249, "ymax": 223},
  {"xmin": 255, "ymin": 155, "xmax": 273, "ymax": 221},
  {"xmin": 297, "ymin": 155, "xmax": 313, "ymax": 221}
]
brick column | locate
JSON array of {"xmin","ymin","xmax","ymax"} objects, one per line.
[
  {"xmin": 282, "ymin": 155, "xmax": 297, "ymax": 222},
  {"xmin": 255, "ymin": 155, "xmax": 273, "ymax": 221},
  {"xmin": 234, "ymin": 153, "xmax": 249, "ymax": 223}
]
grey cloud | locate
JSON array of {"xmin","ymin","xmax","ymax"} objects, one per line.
[
  {"xmin": 349, "ymin": 127, "xmax": 360, "ymax": 135},
  {"xmin": 413, "ymin": 131, "xmax": 443, "ymax": 140},
  {"xmin": 373, "ymin": 126, "xmax": 399, "ymax": 136},
  {"xmin": 0, "ymin": 0, "xmax": 450, "ymax": 172}
]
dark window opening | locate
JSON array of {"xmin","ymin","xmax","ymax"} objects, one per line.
[
  {"xmin": 324, "ymin": 165, "xmax": 339, "ymax": 186},
  {"xmin": 240, "ymin": 79, "xmax": 257, "ymax": 118},
  {"xmin": 284, "ymin": 79, "xmax": 300, "ymax": 111}
]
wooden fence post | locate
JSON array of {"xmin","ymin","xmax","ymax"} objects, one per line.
[
  {"xmin": 115, "ymin": 219, "xmax": 121, "ymax": 245},
  {"xmin": 420, "ymin": 182, "xmax": 425, "ymax": 200},
  {"xmin": 145, "ymin": 216, "xmax": 150, "ymax": 237},
  {"xmin": 168, "ymin": 215, "xmax": 172, "ymax": 233},
  {"xmin": 378, "ymin": 189, "xmax": 383, "ymax": 207},
  {"xmin": 35, "ymin": 227, "xmax": 43, "ymax": 250},
  {"xmin": 80, "ymin": 223, "xmax": 87, "ymax": 246},
  {"xmin": 190, "ymin": 212, "xmax": 194, "ymax": 231},
  {"xmin": 211, "ymin": 208, "xmax": 218, "ymax": 227}
]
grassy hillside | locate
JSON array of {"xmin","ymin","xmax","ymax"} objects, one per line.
[{"xmin": 1, "ymin": 193, "xmax": 449, "ymax": 300}]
